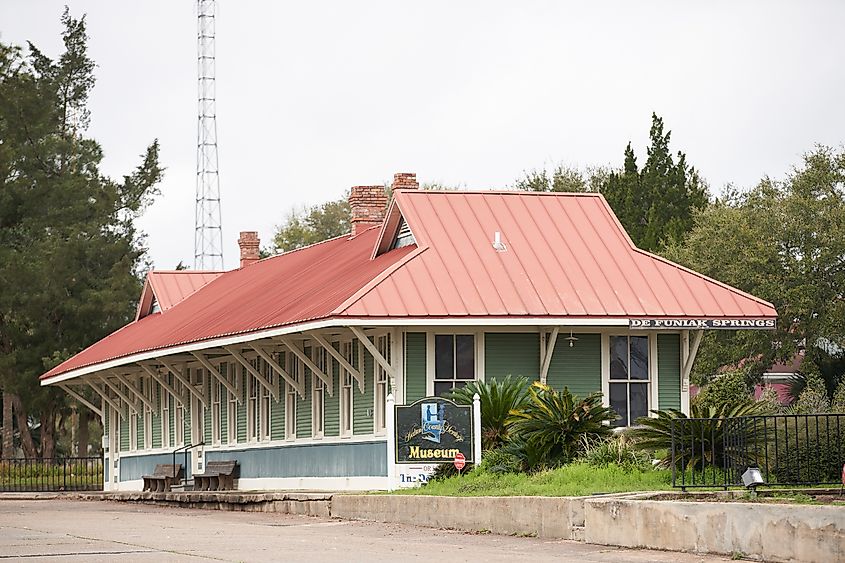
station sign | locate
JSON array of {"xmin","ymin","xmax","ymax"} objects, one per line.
[
  {"xmin": 629, "ymin": 318, "xmax": 776, "ymax": 330},
  {"xmin": 395, "ymin": 397, "xmax": 474, "ymax": 464}
]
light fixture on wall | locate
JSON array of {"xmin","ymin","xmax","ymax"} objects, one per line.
[{"xmin": 565, "ymin": 331, "xmax": 578, "ymax": 348}]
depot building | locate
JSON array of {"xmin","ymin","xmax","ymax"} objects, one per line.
[{"xmin": 41, "ymin": 172, "xmax": 777, "ymax": 491}]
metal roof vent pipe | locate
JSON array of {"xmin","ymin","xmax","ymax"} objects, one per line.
[
  {"xmin": 238, "ymin": 231, "xmax": 260, "ymax": 268},
  {"xmin": 492, "ymin": 231, "xmax": 507, "ymax": 252},
  {"xmin": 349, "ymin": 185, "xmax": 388, "ymax": 236}
]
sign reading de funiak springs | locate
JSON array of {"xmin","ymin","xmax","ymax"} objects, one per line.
[
  {"xmin": 629, "ymin": 318, "xmax": 776, "ymax": 330},
  {"xmin": 395, "ymin": 397, "xmax": 474, "ymax": 464}
]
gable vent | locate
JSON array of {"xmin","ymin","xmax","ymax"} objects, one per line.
[{"xmin": 391, "ymin": 218, "xmax": 416, "ymax": 249}]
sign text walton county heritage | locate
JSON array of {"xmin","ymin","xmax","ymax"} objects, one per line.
[{"xmin": 395, "ymin": 397, "xmax": 474, "ymax": 464}]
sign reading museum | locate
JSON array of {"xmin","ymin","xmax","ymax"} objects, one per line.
[
  {"xmin": 629, "ymin": 318, "xmax": 776, "ymax": 330},
  {"xmin": 395, "ymin": 397, "xmax": 474, "ymax": 464}
]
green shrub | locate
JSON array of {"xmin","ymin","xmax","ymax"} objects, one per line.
[
  {"xmin": 832, "ymin": 379, "xmax": 845, "ymax": 413},
  {"xmin": 448, "ymin": 375, "xmax": 530, "ymax": 451},
  {"xmin": 793, "ymin": 372, "xmax": 831, "ymax": 414},
  {"xmin": 428, "ymin": 461, "xmax": 475, "ymax": 481},
  {"xmin": 477, "ymin": 448, "xmax": 522, "ymax": 475},
  {"xmin": 769, "ymin": 417, "xmax": 843, "ymax": 483},
  {"xmin": 695, "ymin": 369, "xmax": 752, "ymax": 412},
  {"xmin": 580, "ymin": 433, "xmax": 652, "ymax": 472},
  {"xmin": 507, "ymin": 382, "xmax": 617, "ymax": 470}
]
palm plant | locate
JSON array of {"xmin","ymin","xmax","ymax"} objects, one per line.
[
  {"xmin": 448, "ymin": 375, "xmax": 530, "ymax": 450},
  {"xmin": 507, "ymin": 382, "xmax": 617, "ymax": 469}
]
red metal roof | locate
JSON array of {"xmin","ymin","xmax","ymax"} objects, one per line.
[
  {"xmin": 342, "ymin": 191, "xmax": 776, "ymax": 319},
  {"xmin": 42, "ymin": 190, "xmax": 776, "ymax": 383},
  {"xmin": 135, "ymin": 271, "xmax": 223, "ymax": 319}
]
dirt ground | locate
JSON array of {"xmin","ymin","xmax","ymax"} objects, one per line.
[{"xmin": 0, "ymin": 497, "xmax": 730, "ymax": 562}]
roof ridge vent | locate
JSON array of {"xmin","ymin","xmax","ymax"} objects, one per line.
[{"xmin": 492, "ymin": 231, "xmax": 507, "ymax": 252}]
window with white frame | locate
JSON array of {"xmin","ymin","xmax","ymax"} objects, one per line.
[
  {"xmin": 211, "ymin": 369, "xmax": 223, "ymax": 446},
  {"xmin": 260, "ymin": 359, "xmax": 272, "ymax": 441},
  {"xmin": 285, "ymin": 353, "xmax": 299, "ymax": 440},
  {"xmin": 375, "ymin": 334, "xmax": 390, "ymax": 433},
  {"xmin": 161, "ymin": 382, "xmax": 171, "ymax": 449},
  {"xmin": 434, "ymin": 334, "xmax": 475, "ymax": 396},
  {"xmin": 174, "ymin": 373, "xmax": 185, "ymax": 447},
  {"xmin": 129, "ymin": 409, "xmax": 138, "ymax": 451},
  {"xmin": 340, "ymin": 341, "xmax": 354, "ymax": 437},
  {"xmin": 312, "ymin": 347, "xmax": 327, "ymax": 438},
  {"xmin": 142, "ymin": 377, "xmax": 153, "ymax": 449},
  {"xmin": 609, "ymin": 335, "xmax": 650, "ymax": 427},
  {"xmin": 227, "ymin": 365, "xmax": 238, "ymax": 444},
  {"xmin": 191, "ymin": 368, "xmax": 205, "ymax": 445},
  {"xmin": 248, "ymin": 360, "xmax": 259, "ymax": 441}
]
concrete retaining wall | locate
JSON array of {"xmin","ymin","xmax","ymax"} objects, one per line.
[
  {"xmin": 95, "ymin": 491, "xmax": 331, "ymax": 517},
  {"xmin": 331, "ymin": 495, "xmax": 586, "ymax": 540},
  {"xmin": 583, "ymin": 497, "xmax": 844, "ymax": 563}
]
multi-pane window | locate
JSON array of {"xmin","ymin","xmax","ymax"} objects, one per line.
[
  {"xmin": 260, "ymin": 360, "xmax": 272, "ymax": 441},
  {"xmin": 312, "ymin": 348, "xmax": 327, "ymax": 438},
  {"xmin": 375, "ymin": 335, "xmax": 390, "ymax": 433},
  {"xmin": 162, "ymin": 381, "xmax": 171, "ymax": 449},
  {"xmin": 212, "ymin": 369, "xmax": 223, "ymax": 446},
  {"xmin": 434, "ymin": 334, "xmax": 475, "ymax": 396},
  {"xmin": 227, "ymin": 366, "xmax": 238, "ymax": 444},
  {"xmin": 142, "ymin": 377, "xmax": 153, "ymax": 449},
  {"xmin": 285, "ymin": 353, "xmax": 299, "ymax": 440},
  {"xmin": 174, "ymin": 374, "xmax": 185, "ymax": 447},
  {"xmin": 248, "ymin": 360, "xmax": 259, "ymax": 442},
  {"xmin": 191, "ymin": 368, "xmax": 205, "ymax": 445},
  {"xmin": 609, "ymin": 335, "xmax": 650, "ymax": 427},
  {"xmin": 129, "ymin": 410, "xmax": 138, "ymax": 452},
  {"xmin": 340, "ymin": 342, "xmax": 354, "ymax": 437}
]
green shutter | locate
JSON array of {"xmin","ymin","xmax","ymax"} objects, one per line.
[
  {"xmin": 354, "ymin": 340, "xmax": 374, "ymax": 435},
  {"xmin": 220, "ymin": 365, "xmax": 228, "ymax": 443},
  {"xmin": 547, "ymin": 333, "xmax": 602, "ymax": 399},
  {"xmin": 136, "ymin": 413, "xmax": 144, "ymax": 450},
  {"xmin": 324, "ymin": 349, "xmax": 340, "ymax": 436},
  {"xmin": 658, "ymin": 334, "xmax": 681, "ymax": 410},
  {"xmin": 203, "ymin": 374, "xmax": 212, "ymax": 442},
  {"xmin": 119, "ymin": 415, "xmax": 129, "ymax": 451},
  {"xmin": 151, "ymin": 383, "xmax": 162, "ymax": 448},
  {"xmin": 271, "ymin": 352, "xmax": 285, "ymax": 440},
  {"xmin": 405, "ymin": 332, "xmax": 426, "ymax": 403},
  {"xmin": 237, "ymin": 368, "xmax": 247, "ymax": 442},
  {"xmin": 484, "ymin": 333, "xmax": 540, "ymax": 381},
  {"xmin": 297, "ymin": 349, "xmax": 312, "ymax": 438}
]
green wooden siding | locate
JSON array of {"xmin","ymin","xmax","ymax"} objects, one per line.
[
  {"xmin": 119, "ymin": 414, "xmax": 129, "ymax": 451},
  {"xmin": 271, "ymin": 353, "xmax": 285, "ymax": 440},
  {"xmin": 658, "ymin": 334, "xmax": 681, "ymax": 410},
  {"xmin": 324, "ymin": 351, "xmax": 340, "ymax": 437},
  {"xmin": 546, "ymin": 333, "xmax": 602, "ymax": 399},
  {"xmin": 484, "ymin": 333, "xmax": 540, "ymax": 381},
  {"xmin": 354, "ymin": 340, "xmax": 374, "ymax": 435},
  {"xmin": 405, "ymin": 332, "xmax": 426, "ymax": 403},
  {"xmin": 151, "ymin": 385, "xmax": 162, "ymax": 448},
  {"xmin": 203, "ymin": 373, "xmax": 212, "ymax": 443}
]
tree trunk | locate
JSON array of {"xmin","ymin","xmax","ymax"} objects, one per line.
[
  {"xmin": 77, "ymin": 410, "xmax": 89, "ymax": 457},
  {"xmin": 40, "ymin": 410, "xmax": 56, "ymax": 460},
  {"xmin": 2, "ymin": 391, "xmax": 13, "ymax": 458},
  {"xmin": 11, "ymin": 394, "xmax": 37, "ymax": 459}
]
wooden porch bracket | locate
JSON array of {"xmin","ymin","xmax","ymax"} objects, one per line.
[
  {"xmin": 86, "ymin": 381, "xmax": 124, "ymax": 418},
  {"xmin": 248, "ymin": 343, "xmax": 304, "ymax": 398},
  {"xmin": 112, "ymin": 371, "xmax": 156, "ymax": 411},
  {"xmin": 223, "ymin": 346, "xmax": 278, "ymax": 401},
  {"xmin": 681, "ymin": 330, "xmax": 704, "ymax": 382},
  {"xmin": 158, "ymin": 357, "xmax": 208, "ymax": 408},
  {"xmin": 98, "ymin": 374, "xmax": 140, "ymax": 414},
  {"xmin": 349, "ymin": 326, "xmax": 395, "ymax": 380},
  {"xmin": 539, "ymin": 327, "xmax": 560, "ymax": 384},
  {"xmin": 310, "ymin": 333, "xmax": 363, "ymax": 392},
  {"xmin": 278, "ymin": 336, "xmax": 334, "ymax": 396},
  {"xmin": 58, "ymin": 384, "xmax": 103, "ymax": 418},
  {"xmin": 138, "ymin": 363, "xmax": 186, "ymax": 407},
  {"xmin": 191, "ymin": 351, "xmax": 240, "ymax": 401}
]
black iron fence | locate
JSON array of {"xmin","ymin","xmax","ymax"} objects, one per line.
[
  {"xmin": 670, "ymin": 413, "xmax": 845, "ymax": 490},
  {"xmin": 0, "ymin": 457, "xmax": 103, "ymax": 492}
]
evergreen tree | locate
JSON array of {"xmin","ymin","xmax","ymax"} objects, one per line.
[
  {"xmin": 602, "ymin": 114, "xmax": 709, "ymax": 251},
  {"xmin": 0, "ymin": 9, "xmax": 162, "ymax": 458}
]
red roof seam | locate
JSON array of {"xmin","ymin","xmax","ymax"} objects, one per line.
[{"xmin": 533, "ymin": 198, "xmax": 587, "ymax": 314}]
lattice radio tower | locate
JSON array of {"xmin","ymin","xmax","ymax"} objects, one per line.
[{"xmin": 195, "ymin": 0, "xmax": 224, "ymax": 270}]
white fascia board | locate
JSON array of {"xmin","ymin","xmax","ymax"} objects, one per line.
[{"xmin": 42, "ymin": 316, "xmax": 630, "ymax": 386}]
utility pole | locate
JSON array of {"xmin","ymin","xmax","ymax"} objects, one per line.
[{"xmin": 195, "ymin": 0, "xmax": 224, "ymax": 270}]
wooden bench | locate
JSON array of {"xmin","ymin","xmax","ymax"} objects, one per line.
[
  {"xmin": 193, "ymin": 460, "xmax": 239, "ymax": 491},
  {"xmin": 142, "ymin": 464, "xmax": 183, "ymax": 492}
]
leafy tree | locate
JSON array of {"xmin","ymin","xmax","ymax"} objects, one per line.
[
  {"xmin": 513, "ymin": 164, "xmax": 610, "ymax": 193},
  {"xmin": 602, "ymin": 114, "xmax": 709, "ymax": 251},
  {"xmin": 0, "ymin": 10, "xmax": 162, "ymax": 458},
  {"xmin": 663, "ymin": 146, "xmax": 845, "ymax": 382}
]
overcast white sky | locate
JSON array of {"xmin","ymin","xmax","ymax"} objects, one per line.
[{"xmin": 2, "ymin": 1, "xmax": 844, "ymax": 270}]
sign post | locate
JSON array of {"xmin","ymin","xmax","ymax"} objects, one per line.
[
  {"xmin": 386, "ymin": 393, "xmax": 396, "ymax": 491},
  {"xmin": 472, "ymin": 393, "xmax": 482, "ymax": 468}
]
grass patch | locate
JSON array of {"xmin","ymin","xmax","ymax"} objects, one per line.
[{"xmin": 391, "ymin": 462, "xmax": 673, "ymax": 497}]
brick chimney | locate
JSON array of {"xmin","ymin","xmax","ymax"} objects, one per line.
[
  {"xmin": 391, "ymin": 172, "xmax": 419, "ymax": 191},
  {"xmin": 349, "ymin": 186, "xmax": 388, "ymax": 236},
  {"xmin": 238, "ymin": 231, "xmax": 260, "ymax": 267}
]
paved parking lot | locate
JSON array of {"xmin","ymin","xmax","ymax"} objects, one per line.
[{"xmin": 0, "ymin": 497, "xmax": 728, "ymax": 562}]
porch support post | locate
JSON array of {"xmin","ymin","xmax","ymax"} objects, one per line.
[
  {"xmin": 539, "ymin": 327, "xmax": 559, "ymax": 384},
  {"xmin": 158, "ymin": 358, "xmax": 207, "ymax": 408},
  {"xmin": 385, "ymin": 393, "xmax": 396, "ymax": 491},
  {"xmin": 249, "ymin": 343, "xmax": 304, "ymax": 398},
  {"xmin": 680, "ymin": 330, "xmax": 704, "ymax": 415},
  {"xmin": 191, "ymin": 352, "xmax": 240, "ymax": 400},
  {"xmin": 278, "ymin": 337, "xmax": 333, "ymax": 396},
  {"xmin": 349, "ymin": 326, "xmax": 396, "ymax": 380},
  {"xmin": 138, "ymin": 363, "xmax": 186, "ymax": 406},
  {"xmin": 58, "ymin": 384, "xmax": 103, "ymax": 418},
  {"xmin": 98, "ymin": 375, "xmax": 139, "ymax": 414},
  {"xmin": 310, "ymin": 333, "xmax": 363, "ymax": 392},
  {"xmin": 112, "ymin": 372, "xmax": 156, "ymax": 411},
  {"xmin": 86, "ymin": 381, "xmax": 124, "ymax": 418},
  {"xmin": 223, "ymin": 346, "xmax": 278, "ymax": 401}
]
